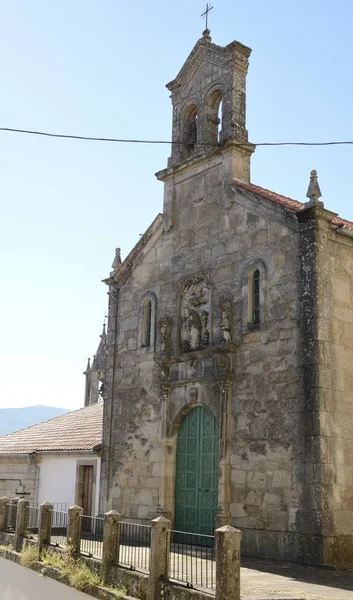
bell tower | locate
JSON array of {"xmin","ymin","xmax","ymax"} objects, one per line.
[
  {"xmin": 156, "ymin": 29, "xmax": 256, "ymax": 231},
  {"xmin": 165, "ymin": 30, "xmax": 255, "ymax": 173}
]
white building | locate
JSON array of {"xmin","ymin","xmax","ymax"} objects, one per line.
[{"xmin": 0, "ymin": 402, "xmax": 102, "ymax": 516}]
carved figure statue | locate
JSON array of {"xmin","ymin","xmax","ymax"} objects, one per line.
[
  {"xmin": 181, "ymin": 276, "xmax": 211, "ymax": 352},
  {"xmin": 186, "ymin": 309, "xmax": 202, "ymax": 350},
  {"xmin": 220, "ymin": 301, "xmax": 232, "ymax": 344},
  {"xmin": 200, "ymin": 311, "xmax": 210, "ymax": 347},
  {"xmin": 159, "ymin": 317, "xmax": 172, "ymax": 355}
]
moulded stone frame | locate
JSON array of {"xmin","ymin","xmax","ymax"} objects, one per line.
[
  {"xmin": 203, "ymin": 84, "xmax": 224, "ymax": 146},
  {"xmin": 179, "ymin": 99, "xmax": 200, "ymax": 162},
  {"xmin": 163, "ymin": 383, "xmax": 224, "ymax": 529},
  {"xmin": 74, "ymin": 458, "xmax": 100, "ymax": 515},
  {"xmin": 241, "ymin": 259, "xmax": 267, "ymax": 333},
  {"xmin": 178, "ymin": 273, "xmax": 213, "ymax": 354},
  {"xmin": 137, "ymin": 291, "xmax": 158, "ymax": 354}
]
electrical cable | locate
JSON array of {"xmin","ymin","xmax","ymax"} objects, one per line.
[{"xmin": 1, "ymin": 127, "xmax": 353, "ymax": 147}]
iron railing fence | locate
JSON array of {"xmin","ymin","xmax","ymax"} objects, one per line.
[
  {"xmin": 53, "ymin": 502, "xmax": 69, "ymax": 513},
  {"xmin": 169, "ymin": 530, "xmax": 216, "ymax": 592},
  {"xmin": 119, "ymin": 522, "xmax": 151, "ymax": 573},
  {"xmin": 50, "ymin": 510, "xmax": 68, "ymax": 548},
  {"xmin": 6, "ymin": 502, "xmax": 17, "ymax": 532},
  {"xmin": 26, "ymin": 505, "xmax": 40, "ymax": 538},
  {"xmin": 80, "ymin": 515, "xmax": 104, "ymax": 559}
]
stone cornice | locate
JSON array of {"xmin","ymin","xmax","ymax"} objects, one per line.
[
  {"xmin": 156, "ymin": 140, "xmax": 255, "ymax": 182},
  {"xmin": 166, "ymin": 38, "xmax": 252, "ymax": 94}
]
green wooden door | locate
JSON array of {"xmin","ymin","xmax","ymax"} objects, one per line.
[{"xmin": 175, "ymin": 406, "xmax": 219, "ymax": 535}]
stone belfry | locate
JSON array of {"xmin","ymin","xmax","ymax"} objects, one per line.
[
  {"xmin": 157, "ymin": 27, "xmax": 255, "ymax": 231},
  {"xmin": 83, "ymin": 323, "xmax": 107, "ymax": 407}
]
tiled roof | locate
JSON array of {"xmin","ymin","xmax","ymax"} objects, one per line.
[
  {"xmin": 233, "ymin": 180, "xmax": 353, "ymax": 231},
  {"xmin": 0, "ymin": 403, "xmax": 103, "ymax": 455}
]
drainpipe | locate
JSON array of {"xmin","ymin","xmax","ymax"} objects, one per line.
[
  {"xmin": 336, "ymin": 227, "xmax": 353, "ymax": 239},
  {"xmin": 28, "ymin": 453, "xmax": 40, "ymax": 507}
]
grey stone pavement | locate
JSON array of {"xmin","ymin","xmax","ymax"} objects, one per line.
[{"xmin": 240, "ymin": 557, "xmax": 353, "ymax": 600}]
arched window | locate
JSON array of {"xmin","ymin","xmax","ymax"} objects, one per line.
[
  {"xmin": 139, "ymin": 292, "xmax": 157, "ymax": 351},
  {"xmin": 217, "ymin": 100, "xmax": 223, "ymax": 142},
  {"xmin": 205, "ymin": 89, "xmax": 223, "ymax": 145},
  {"xmin": 252, "ymin": 270, "xmax": 260, "ymax": 325},
  {"xmin": 182, "ymin": 104, "xmax": 198, "ymax": 160},
  {"xmin": 142, "ymin": 298, "xmax": 152, "ymax": 347},
  {"xmin": 242, "ymin": 262, "xmax": 266, "ymax": 332}
]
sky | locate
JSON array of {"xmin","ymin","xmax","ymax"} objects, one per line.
[{"xmin": 0, "ymin": 0, "xmax": 352, "ymax": 411}]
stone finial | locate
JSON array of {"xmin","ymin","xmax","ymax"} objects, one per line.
[
  {"xmin": 111, "ymin": 248, "xmax": 122, "ymax": 270},
  {"xmin": 85, "ymin": 357, "xmax": 91, "ymax": 371},
  {"xmin": 202, "ymin": 28, "xmax": 212, "ymax": 42},
  {"xmin": 306, "ymin": 169, "xmax": 323, "ymax": 206}
]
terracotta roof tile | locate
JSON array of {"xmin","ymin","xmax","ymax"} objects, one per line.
[
  {"xmin": 232, "ymin": 180, "xmax": 353, "ymax": 231},
  {"xmin": 0, "ymin": 403, "xmax": 103, "ymax": 455}
]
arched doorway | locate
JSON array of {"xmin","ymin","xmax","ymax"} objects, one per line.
[{"xmin": 174, "ymin": 406, "xmax": 219, "ymax": 535}]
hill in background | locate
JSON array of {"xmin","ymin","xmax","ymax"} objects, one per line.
[{"xmin": 0, "ymin": 405, "xmax": 70, "ymax": 436}]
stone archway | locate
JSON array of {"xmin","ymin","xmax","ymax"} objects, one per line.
[{"xmin": 174, "ymin": 406, "xmax": 219, "ymax": 535}]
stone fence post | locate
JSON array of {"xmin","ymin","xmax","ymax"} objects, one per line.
[
  {"xmin": 38, "ymin": 502, "xmax": 53, "ymax": 551},
  {"xmin": 148, "ymin": 516, "xmax": 171, "ymax": 600},
  {"xmin": 0, "ymin": 497, "xmax": 10, "ymax": 531},
  {"xmin": 102, "ymin": 510, "xmax": 122, "ymax": 584},
  {"xmin": 67, "ymin": 505, "xmax": 83, "ymax": 554},
  {"xmin": 15, "ymin": 498, "xmax": 30, "ymax": 550},
  {"xmin": 215, "ymin": 525, "xmax": 242, "ymax": 600}
]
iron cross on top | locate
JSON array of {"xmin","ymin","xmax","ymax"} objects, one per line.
[{"xmin": 201, "ymin": 3, "xmax": 213, "ymax": 30}]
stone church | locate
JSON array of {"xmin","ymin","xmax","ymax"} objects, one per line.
[{"xmin": 91, "ymin": 29, "xmax": 353, "ymax": 567}]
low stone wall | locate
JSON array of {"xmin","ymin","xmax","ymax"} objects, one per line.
[
  {"xmin": 0, "ymin": 531, "xmax": 15, "ymax": 546},
  {"xmin": 0, "ymin": 498, "xmax": 243, "ymax": 600},
  {"xmin": 163, "ymin": 583, "xmax": 214, "ymax": 600}
]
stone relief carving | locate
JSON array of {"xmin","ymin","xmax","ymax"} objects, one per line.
[
  {"xmin": 159, "ymin": 317, "xmax": 172, "ymax": 355},
  {"xmin": 220, "ymin": 301, "xmax": 233, "ymax": 344},
  {"xmin": 187, "ymin": 386, "xmax": 198, "ymax": 403},
  {"xmin": 181, "ymin": 276, "xmax": 210, "ymax": 352}
]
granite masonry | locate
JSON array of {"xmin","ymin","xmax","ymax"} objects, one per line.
[{"xmin": 97, "ymin": 30, "xmax": 353, "ymax": 567}]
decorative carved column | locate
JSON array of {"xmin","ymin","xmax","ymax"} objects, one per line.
[
  {"xmin": 216, "ymin": 379, "xmax": 231, "ymax": 526},
  {"xmin": 156, "ymin": 360, "xmax": 172, "ymax": 520}
]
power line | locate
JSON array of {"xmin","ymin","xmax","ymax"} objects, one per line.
[{"xmin": 1, "ymin": 126, "xmax": 353, "ymax": 147}]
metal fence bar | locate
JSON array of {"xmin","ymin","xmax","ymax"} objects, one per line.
[
  {"xmin": 6, "ymin": 503, "xmax": 17, "ymax": 532},
  {"xmin": 50, "ymin": 510, "xmax": 68, "ymax": 548},
  {"xmin": 53, "ymin": 502, "xmax": 69, "ymax": 513},
  {"xmin": 26, "ymin": 506, "xmax": 40, "ymax": 539},
  {"xmin": 169, "ymin": 530, "xmax": 216, "ymax": 592},
  {"xmin": 79, "ymin": 515, "xmax": 104, "ymax": 559},
  {"xmin": 119, "ymin": 522, "xmax": 151, "ymax": 573}
]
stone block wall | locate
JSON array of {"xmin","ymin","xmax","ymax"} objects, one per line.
[
  {"xmin": 100, "ymin": 149, "xmax": 308, "ymax": 562},
  {"xmin": 0, "ymin": 457, "xmax": 37, "ymax": 501},
  {"xmin": 322, "ymin": 222, "xmax": 353, "ymax": 566}
]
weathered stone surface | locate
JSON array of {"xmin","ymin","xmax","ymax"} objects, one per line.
[
  {"xmin": 0, "ymin": 497, "xmax": 10, "ymax": 531},
  {"xmin": 102, "ymin": 510, "xmax": 121, "ymax": 584},
  {"xmin": 67, "ymin": 505, "xmax": 83, "ymax": 554},
  {"xmin": 216, "ymin": 525, "xmax": 242, "ymax": 600},
  {"xmin": 97, "ymin": 31, "xmax": 353, "ymax": 569},
  {"xmin": 14, "ymin": 498, "xmax": 29, "ymax": 550},
  {"xmin": 38, "ymin": 501, "xmax": 53, "ymax": 551},
  {"xmin": 149, "ymin": 516, "xmax": 171, "ymax": 600}
]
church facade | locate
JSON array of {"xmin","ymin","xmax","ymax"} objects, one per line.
[{"xmin": 98, "ymin": 30, "xmax": 353, "ymax": 567}]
